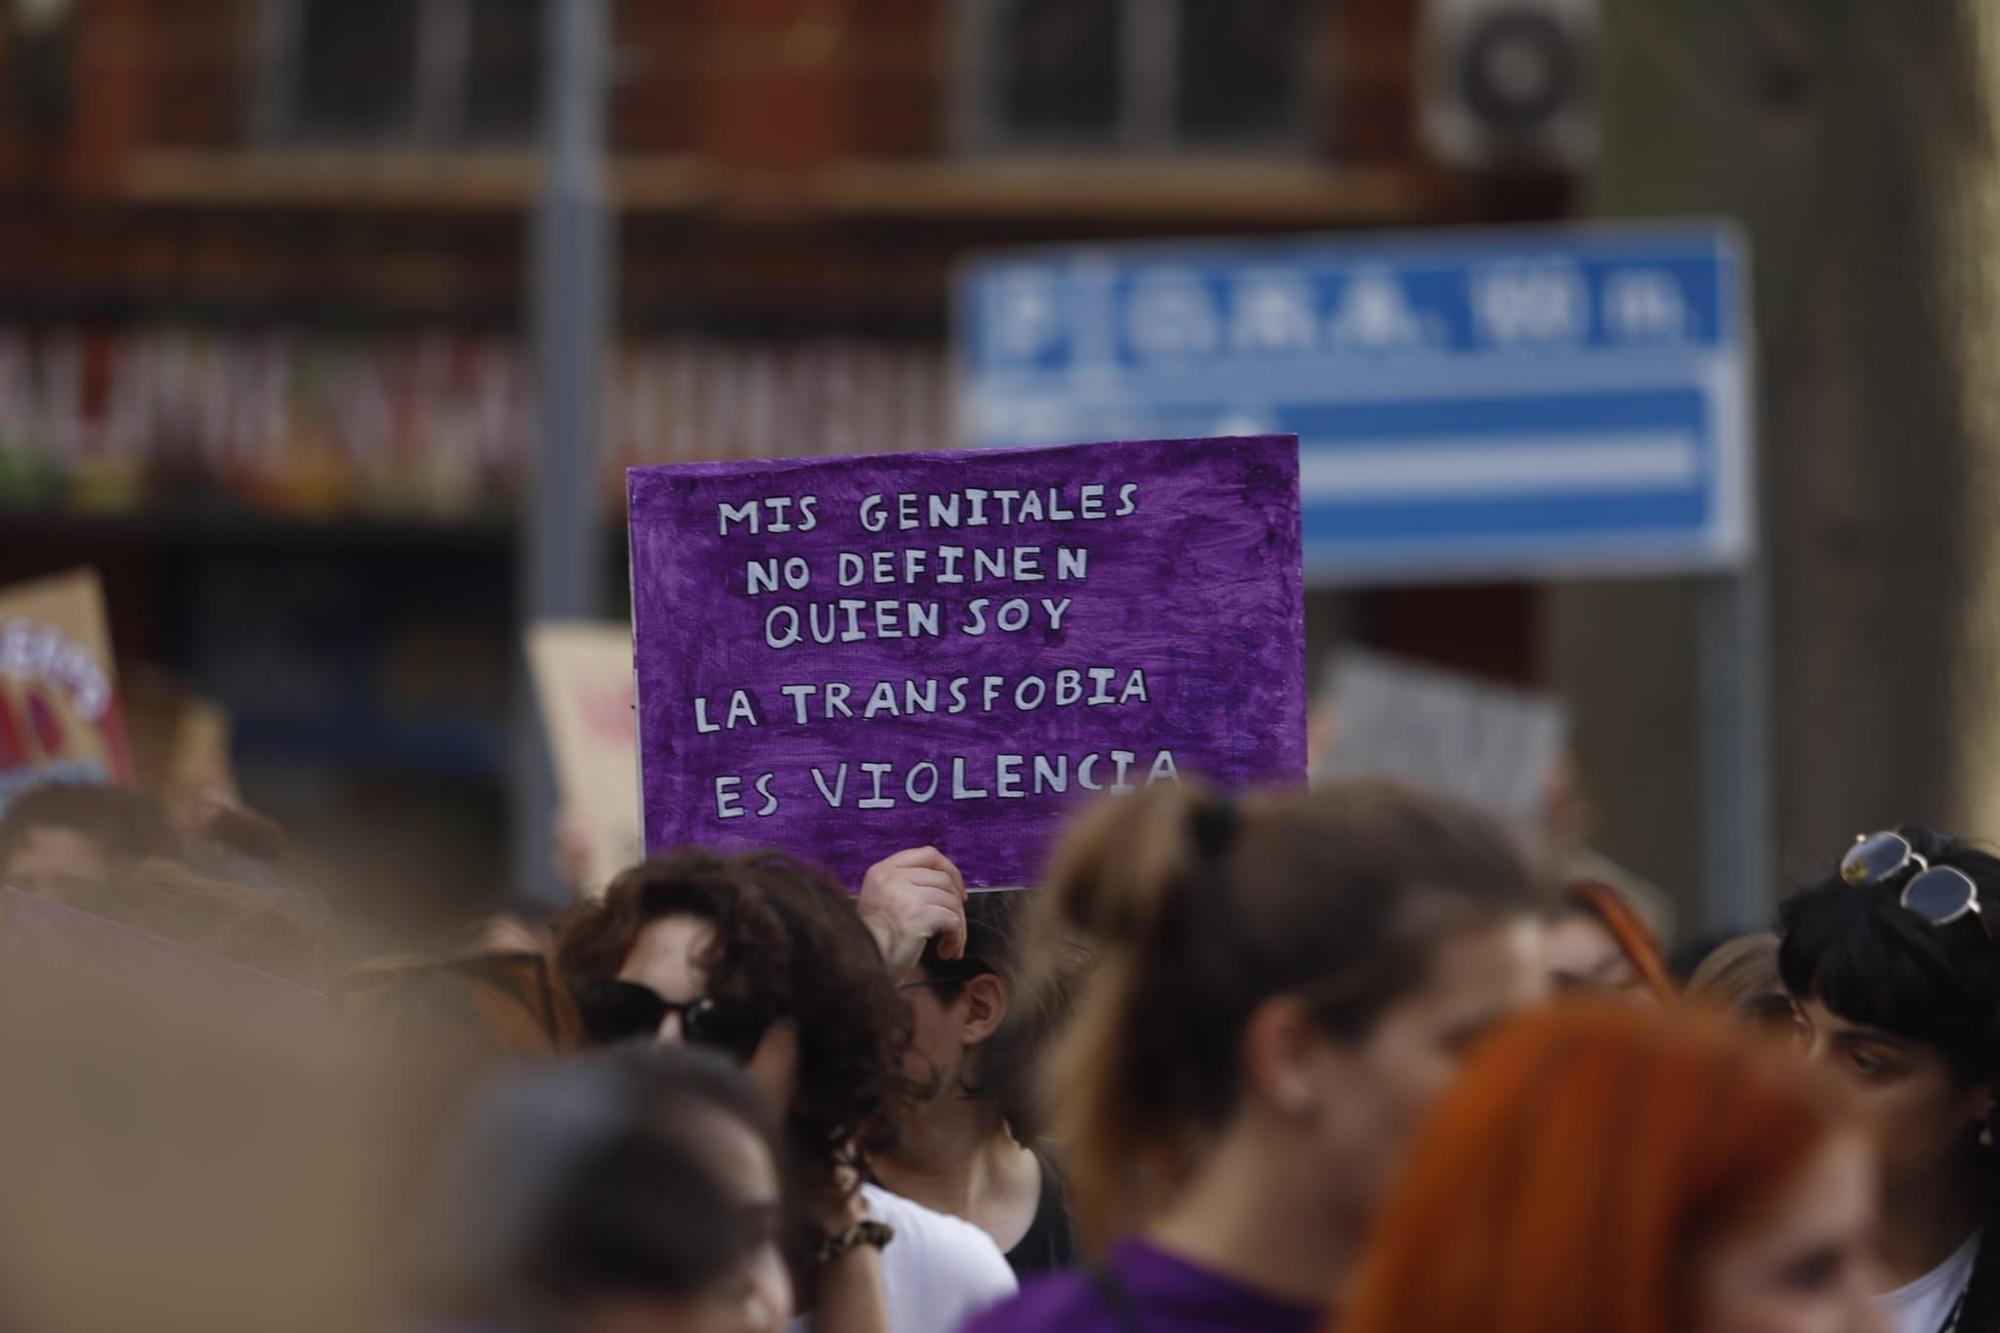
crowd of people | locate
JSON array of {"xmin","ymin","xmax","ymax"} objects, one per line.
[{"xmin": 1, "ymin": 760, "xmax": 1997, "ymax": 1333}]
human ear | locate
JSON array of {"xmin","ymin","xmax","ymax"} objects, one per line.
[
  {"xmin": 1241, "ymin": 996, "xmax": 1334, "ymax": 1120},
  {"xmin": 960, "ymin": 974, "xmax": 1008, "ymax": 1046}
]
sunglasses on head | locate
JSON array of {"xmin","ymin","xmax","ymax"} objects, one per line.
[
  {"xmin": 574, "ymin": 977, "xmax": 779, "ymax": 1061},
  {"xmin": 1840, "ymin": 831, "xmax": 1993, "ymax": 938}
]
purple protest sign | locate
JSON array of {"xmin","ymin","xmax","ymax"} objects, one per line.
[{"xmin": 627, "ymin": 436, "xmax": 1305, "ymax": 887}]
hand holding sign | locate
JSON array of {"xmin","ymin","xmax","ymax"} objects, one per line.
[{"xmin": 856, "ymin": 846, "xmax": 969, "ymax": 972}]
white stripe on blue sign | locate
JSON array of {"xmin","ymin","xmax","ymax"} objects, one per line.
[
  {"xmin": 955, "ymin": 222, "xmax": 1753, "ymax": 583},
  {"xmin": 1298, "ymin": 432, "xmax": 1701, "ymax": 499}
]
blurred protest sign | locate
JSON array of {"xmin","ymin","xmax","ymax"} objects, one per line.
[
  {"xmin": 123, "ymin": 668, "xmax": 238, "ymax": 823},
  {"xmin": 628, "ymin": 436, "xmax": 1306, "ymax": 886},
  {"xmin": 0, "ymin": 569, "xmax": 132, "ymax": 812},
  {"xmin": 0, "ymin": 889, "xmax": 384, "ymax": 1333},
  {"xmin": 527, "ymin": 621, "xmax": 641, "ymax": 895},
  {"xmin": 0, "ymin": 885, "xmax": 325, "ymax": 1018},
  {"xmin": 1315, "ymin": 649, "xmax": 1568, "ymax": 826}
]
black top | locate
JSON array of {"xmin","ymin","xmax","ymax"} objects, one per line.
[{"xmin": 1005, "ymin": 1147, "xmax": 1079, "ymax": 1279}]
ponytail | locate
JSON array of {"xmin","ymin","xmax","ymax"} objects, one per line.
[
  {"xmin": 1033, "ymin": 778, "xmax": 1541, "ymax": 1253},
  {"xmin": 1038, "ymin": 783, "xmax": 1218, "ymax": 1250},
  {"xmin": 1043, "ymin": 781, "xmax": 1211, "ymax": 949}
]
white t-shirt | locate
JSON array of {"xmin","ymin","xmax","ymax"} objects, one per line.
[
  {"xmin": 789, "ymin": 1183, "xmax": 1018, "ymax": 1333},
  {"xmin": 1883, "ymin": 1232, "xmax": 1979, "ymax": 1333}
]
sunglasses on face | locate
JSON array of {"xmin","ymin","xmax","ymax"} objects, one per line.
[
  {"xmin": 574, "ymin": 977, "xmax": 779, "ymax": 1061},
  {"xmin": 1840, "ymin": 831, "xmax": 1993, "ymax": 938}
]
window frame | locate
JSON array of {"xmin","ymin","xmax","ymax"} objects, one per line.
[
  {"xmin": 253, "ymin": 0, "xmax": 538, "ymax": 149},
  {"xmin": 952, "ymin": 0, "xmax": 1327, "ymax": 158}
]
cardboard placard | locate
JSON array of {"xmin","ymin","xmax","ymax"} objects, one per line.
[
  {"xmin": 0, "ymin": 569, "xmax": 132, "ymax": 812},
  {"xmin": 1315, "ymin": 649, "xmax": 1568, "ymax": 825},
  {"xmin": 628, "ymin": 436, "xmax": 1306, "ymax": 886},
  {"xmin": 527, "ymin": 621, "xmax": 643, "ymax": 895},
  {"xmin": 0, "ymin": 887, "xmax": 326, "ymax": 1018}
]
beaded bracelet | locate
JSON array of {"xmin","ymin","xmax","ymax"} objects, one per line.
[{"xmin": 811, "ymin": 1219, "xmax": 896, "ymax": 1265}]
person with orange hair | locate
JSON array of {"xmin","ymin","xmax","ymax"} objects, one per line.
[
  {"xmin": 1341, "ymin": 1005, "xmax": 1886, "ymax": 1333},
  {"xmin": 1547, "ymin": 876, "xmax": 1676, "ymax": 1005}
]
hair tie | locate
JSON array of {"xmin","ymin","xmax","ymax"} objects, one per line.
[{"xmin": 1189, "ymin": 797, "xmax": 1241, "ymax": 866}]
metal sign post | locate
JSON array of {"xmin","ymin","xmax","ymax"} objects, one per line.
[
  {"xmin": 1698, "ymin": 564, "xmax": 1775, "ymax": 930},
  {"xmin": 514, "ymin": 0, "xmax": 611, "ymax": 902}
]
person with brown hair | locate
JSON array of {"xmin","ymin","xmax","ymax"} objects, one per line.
[
  {"xmin": 554, "ymin": 848, "xmax": 1015, "ymax": 1333},
  {"xmin": 965, "ymin": 778, "xmax": 1550, "ymax": 1333},
  {"xmin": 0, "ymin": 779, "xmax": 326, "ymax": 986},
  {"xmin": 1686, "ymin": 932, "xmax": 1802, "ymax": 1035},
  {"xmin": 1548, "ymin": 876, "xmax": 1677, "ymax": 1005},
  {"xmin": 1340, "ymin": 1005, "xmax": 1885, "ymax": 1333},
  {"xmin": 0, "ymin": 780, "xmax": 177, "ymax": 897},
  {"xmin": 411, "ymin": 1045, "xmax": 793, "ymax": 1333}
]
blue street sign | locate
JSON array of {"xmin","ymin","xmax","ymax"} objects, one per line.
[{"xmin": 956, "ymin": 222, "xmax": 1752, "ymax": 583}]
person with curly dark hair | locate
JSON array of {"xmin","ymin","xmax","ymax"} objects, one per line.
[{"xmin": 555, "ymin": 848, "xmax": 1016, "ymax": 1333}]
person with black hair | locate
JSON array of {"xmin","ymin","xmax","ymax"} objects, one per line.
[
  {"xmin": 411, "ymin": 1044, "xmax": 792, "ymax": 1332},
  {"xmin": 869, "ymin": 886, "xmax": 1080, "ymax": 1278},
  {"xmin": 1779, "ymin": 826, "xmax": 2000, "ymax": 1333}
]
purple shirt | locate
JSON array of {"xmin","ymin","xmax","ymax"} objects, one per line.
[{"xmin": 960, "ymin": 1239, "xmax": 1323, "ymax": 1333}]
